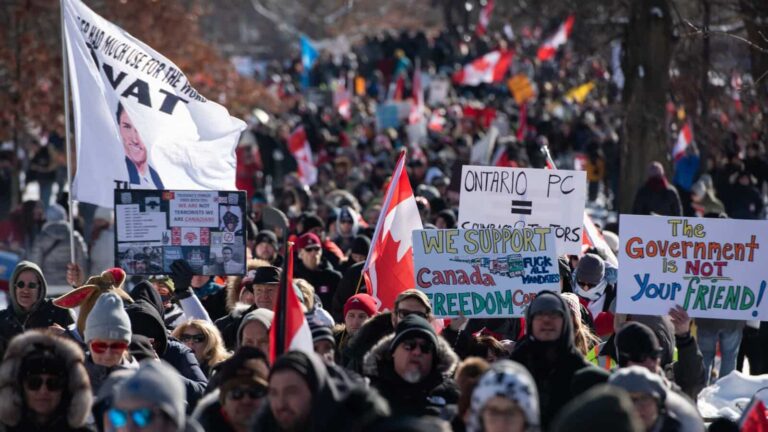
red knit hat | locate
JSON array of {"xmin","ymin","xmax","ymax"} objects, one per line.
[{"xmin": 343, "ymin": 293, "xmax": 378, "ymax": 318}]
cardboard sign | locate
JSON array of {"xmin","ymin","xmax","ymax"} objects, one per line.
[
  {"xmin": 412, "ymin": 228, "xmax": 560, "ymax": 318},
  {"xmin": 114, "ymin": 190, "xmax": 246, "ymax": 275},
  {"xmin": 457, "ymin": 165, "xmax": 586, "ymax": 255},
  {"xmin": 507, "ymin": 74, "xmax": 535, "ymax": 105},
  {"xmin": 617, "ymin": 215, "xmax": 767, "ymax": 320}
]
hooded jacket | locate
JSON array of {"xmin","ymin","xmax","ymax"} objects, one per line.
[
  {"xmin": 0, "ymin": 261, "xmax": 74, "ymax": 359},
  {"xmin": 466, "ymin": 360, "xmax": 540, "ymax": 432},
  {"xmin": 0, "ymin": 331, "xmax": 93, "ymax": 432},
  {"xmin": 332, "ymin": 206, "xmax": 360, "ymax": 253},
  {"xmin": 343, "ymin": 311, "xmax": 394, "ymax": 373},
  {"xmin": 27, "ymin": 207, "xmax": 88, "ymax": 286},
  {"xmin": 363, "ymin": 333, "xmax": 460, "ymax": 420},
  {"xmin": 510, "ymin": 291, "xmax": 592, "ymax": 429}
]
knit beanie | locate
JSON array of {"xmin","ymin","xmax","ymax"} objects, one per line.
[
  {"xmin": 310, "ymin": 324, "xmax": 335, "ymax": 346},
  {"xmin": 84, "ymin": 293, "xmax": 132, "ymax": 343},
  {"xmin": 115, "ymin": 361, "xmax": 185, "ymax": 429},
  {"xmin": 350, "ymin": 235, "xmax": 371, "ymax": 256},
  {"xmin": 615, "ymin": 322, "xmax": 663, "ymax": 367},
  {"xmin": 576, "ymin": 253, "xmax": 605, "ymax": 285},
  {"xmin": 237, "ymin": 309, "xmax": 274, "ymax": 348},
  {"xmin": 390, "ymin": 315, "xmax": 438, "ymax": 352},
  {"xmin": 608, "ymin": 366, "xmax": 667, "ymax": 404},
  {"xmin": 343, "ymin": 293, "xmax": 378, "ymax": 319}
]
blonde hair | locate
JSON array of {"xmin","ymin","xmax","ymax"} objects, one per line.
[
  {"xmin": 561, "ymin": 293, "xmax": 601, "ymax": 355},
  {"xmin": 293, "ymin": 278, "xmax": 315, "ymax": 310},
  {"xmin": 172, "ymin": 320, "xmax": 231, "ymax": 368},
  {"xmin": 455, "ymin": 357, "xmax": 491, "ymax": 417}
]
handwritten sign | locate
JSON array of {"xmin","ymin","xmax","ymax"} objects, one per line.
[
  {"xmin": 617, "ymin": 215, "xmax": 767, "ymax": 320},
  {"xmin": 412, "ymin": 228, "xmax": 560, "ymax": 318},
  {"xmin": 457, "ymin": 165, "xmax": 586, "ymax": 255}
]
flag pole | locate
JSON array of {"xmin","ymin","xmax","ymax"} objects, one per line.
[
  {"xmin": 275, "ymin": 241, "xmax": 292, "ymax": 360},
  {"xmin": 60, "ymin": 0, "xmax": 76, "ymax": 263}
]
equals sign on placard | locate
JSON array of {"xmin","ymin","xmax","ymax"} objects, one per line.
[{"xmin": 511, "ymin": 200, "xmax": 532, "ymax": 215}]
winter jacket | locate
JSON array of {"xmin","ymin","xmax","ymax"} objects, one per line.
[
  {"xmin": 724, "ymin": 183, "xmax": 764, "ymax": 219},
  {"xmin": 191, "ymin": 390, "xmax": 237, "ymax": 432},
  {"xmin": 331, "ymin": 261, "xmax": 364, "ymax": 322},
  {"xmin": 442, "ymin": 318, "xmax": 523, "ymax": 359},
  {"xmin": 343, "ymin": 312, "xmax": 393, "ymax": 373},
  {"xmin": 363, "ymin": 333, "xmax": 459, "ymax": 420},
  {"xmin": 632, "ymin": 178, "xmax": 683, "ymax": 216},
  {"xmin": 510, "ymin": 291, "xmax": 593, "ymax": 429},
  {"xmin": 27, "ymin": 220, "xmax": 88, "ymax": 286},
  {"xmin": 0, "ymin": 331, "xmax": 93, "ymax": 431},
  {"xmin": 84, "ymin": 354, "xmax": 139, "ymax": 396},
  {"xmin": 214, "ymin": 303, "xmax": 257, "ymax": 351},
  {"xmin": 0, "ymin": 261, "xmax": 75, "ymax": 359},
  {"xmin": 294, "ymin": 260, "xmax": 342, "ymax": 309}
]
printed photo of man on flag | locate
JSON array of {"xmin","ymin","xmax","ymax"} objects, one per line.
[{"xmin": 116, "ymin": 102, "xmax": 163, "ymax": 189}]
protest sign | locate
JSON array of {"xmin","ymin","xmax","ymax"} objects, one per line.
[
  {"xmin": 507, "ymin": 74, "xmax": 535, "ymax": 105},
  {"xmin": 428, "ymin": 78, "xmax": 451, "ymax": 106},
  {"xmin": 114, "ymin": 190, "xmax": 246, "ymax": 275},
  {"xmin": 457, "ymin": 165, "xmax": 586, "ymax": 255},
  {"xmin": 617, "ymin": 215, "xmax": 767, "ymax": 320},
  {"xmin": 412, "ymin": 228, "xmax": 560, "ymax": 318}
]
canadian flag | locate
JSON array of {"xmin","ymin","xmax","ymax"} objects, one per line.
[
  {"xmin": 409, "ymin": 61, "xmax": 425, "ymax": 125},
  {"xmin": 740, "ymin": 399, "xmax": 768, "ymax": 432},
  {"xmin": 537, "ymin": 15, "xmax": 575, "ymax": 61},
  {"xmin": 582, "ymin": 212, "xmax": 618, "ymax": 266},
  {"xmin": 476, "ymin": 0, "xmax": 495, "ymax": 36},
  {"xmin": 672, "ymin": 123, "xmax": 693, "ymax": 161},
  {"xmin": 453, "ymin": 50, "xmax": 514, "ymax": 86},
  {"xmin": 363, "ymin": 151, "xmax": 423, "ymax": 311},
  {"xmin": 269, "ymin": 243, "xmax": 313, "ymax": 364},
  {"xmin": 288, "ymin": 126, "xmax": 317, "ymax": 186}
]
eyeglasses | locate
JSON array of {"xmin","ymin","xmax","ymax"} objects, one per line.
[
  {"xmin": 577, "ymin": 280, "xmax": 597, "ymax": 289},
  {"xmin": 90, "ymin": 341, "xmax": 129, "ymax": 354},
  {"xmin": 400, "ymin": 339, "xmax": 434, "ymax": 354},
  {"xmin": 180, "ymin": 334, "xmax": 206, "ymax": 344},
  {"xmin": 24, "ymin": 375, "xmax": 64, "ymax": 392},
  {"xmin": 228, "ymin": 386, "xmax": 266, "ymax": 400},
  {"xmin": 15, "ymin": 280, "xmax": 39, "ymax": 290},
  {"xmin": 108, "ymin": 408, "xmax": 157, "ymax": 429},
  {"xmin": 396, "ymin": 310, "xmax": 428, "ymax": 320}
]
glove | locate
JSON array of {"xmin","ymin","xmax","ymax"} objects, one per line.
[{"xmin": 170, "ymin": 259, "xmax": 194, "ymax": 299}]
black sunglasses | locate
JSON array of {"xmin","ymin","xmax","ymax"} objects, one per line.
[
  {"xmin": 229, "ymin": 386, "xmax": 265, "ymax": 400},
  {"xmin": 180, "ymin": 334, "xmax": 206, "ymax": 344},
  {"xmin": 401, "ymin": 339, "xmax": 434, "ymax": 354},
  {"xmin": 577, "ymin": 280, "xmax": 597, "ymax": 289},
  {"xmin": 24, "ymin": 375, "xmax": 64, "ymax": 392},
  {"xmin": 15, "ymin": 281, "xmax": 39, "ymax": 290},
  {"xmin": 396, "ymin": 310, "xmax": 428, "ymax": 320}
]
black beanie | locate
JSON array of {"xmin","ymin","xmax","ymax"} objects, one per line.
[
  {"xmin": 301, "ymin": 214, "xmax": 325, "ymax": 233},
  {"xmin": 615, "ymin": 322, "xmax": 663, "ymax": 367},
  {"xmin": 389, "ymin": 315, "xmax": 437, "ymax": 352},
  {"xmin": 271, "ymin": 351, "xmax": 320, "ymax": 394},
  {"xmin": 350, "ymin": 235, "xmax": 371, "ymax": 256},
  {"xmin": 527, "ymin": 291, "xmax": 566, "ymax": 318}
]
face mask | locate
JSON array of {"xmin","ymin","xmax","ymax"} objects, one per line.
[{"xmin": 574, "ymin": 278, "xmax": 607, "ymax": 302}]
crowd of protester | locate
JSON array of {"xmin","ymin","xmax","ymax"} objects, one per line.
[{"xmin": 0, "ymin": 21, "xmax": 766, "ymax": 432}]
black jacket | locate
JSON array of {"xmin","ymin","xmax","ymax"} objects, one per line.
[
  {"xmin": 632, "ymin": 178, "xmax": 682, "ymax": 216},
  {"xmin": 191, "ymin": 392, "xmax": 237, "ymax": 432},
  {"xmin": 343, "ymin": 312, "xmax": 393, "ymax": 374},
  {"xmin": 214, "ymin": 304, "xmax": 257, "ymax": 351},
  {"xmin": 293, "ymin": 260, "xmax": 342, "ymax": 309},
  {"xmin": 331, "ymin": 261, "xmax": 364, "ymax": 322},
  {"xmin": 510, "ymin": 291, "xmax": 592, "ymax": 429},
  {"xmin": 363, "ymin": 333, "xmax": 459, "ymax": 420}
]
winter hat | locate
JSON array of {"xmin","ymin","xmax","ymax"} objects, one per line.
[
  {"xmin": 466, "ymin": 360, "xmax": 540, "ymax": 432},
  {"xmin": 615, "ymin": 322, "xmax": 663, "ymax": 367},
  {"xmin": 252, "ymin": 266, "xmax": 281, "ymax": 285},
  {"xmin": 270, "ymin": 351, "xmax": 322, "ymax": 395},
  {"xmin": 45, "ymin": 203, "xmax": 67, "ymax": 223},
  {"xmin": 237, "ymin": 309, "xmax": 274, "ymax": 347},
  {"xmin": 216, "ymin": 347, "xmax": 269, "ymax": 404},
  {"xmin": 84, "ymin": 292, "xmax": 131, "ymax": 343},
  {"xmin": 576, "ymin": 253, "xmax": 605, "ymax": 285},
  {"xmin": 350, "ymin": 235, "xmax": 371, "ymax": 256},
  {"xmin": 647, "ymin": 161, "xmax": 665, "ymax": 179},
  {"xmin": 310, "ymin": 323, "xmax": 335, "ymax": 346},
  {"xmin": 526, "ymin": 291, "xmax": 566, "ymax": 318},
  {"xmin": 389, "ymin": 314, "xmax": 438, "ymax": 353},
  {"xmin": 344, "ymin": 293, "xmax": 378, "ymax": 319},
  {"xmin": 608, "ymin": 366, "xmax": 667, "ymax": 404},
  {"xmin": 550, "ymin": 385, "xmax": 644, "ymax": 432},
  {"xmin": 255, "ymin": 230, "xmax": 278, "ymax": 246},
  {"xmin": 115, "ymin": 360, "xmax": 186, "ymax": 429},
  {"xmin": 297, "ymin": 232, "xmax": 322, "ymax": 250},
  {"xmin": 560, "ymin": 292, "xmax": 582, "ymax": 324},
  {"xmin": 301, "ymin": 214, "xmax": 325, "ymax": 232},
  {"xmin": 436, "ymin": 209, "xmax": 457, "ymax": 228},
  {"xmin": 148, "ymin": 275, "xmax": 175, "ymax": 292}
]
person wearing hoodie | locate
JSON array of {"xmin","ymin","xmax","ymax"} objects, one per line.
[
  {"xmin": 83, "ymin": 292, "xmax": 139, "ymax": 396},
  {"xmin": 549, "ymin": 385, "xmax": 645, "ymax": 432},
  {"xmin": 363, "ymin": 314, "xmax": 459, "ymax": 420},
  {"xmin": 125, "ymin": 280, "xmax": 208, "ymax": 411},
  {"xmin": 632, "ymin": 162, "xmax": 683, "ymax": 216},
  {"xmin": 293, "ymin": 232, "xmax": 342, "ymax": 309},
  {"xmin": 27, "ymin": 203, "xmax": 88, "ymax": 286},
  {"xmin": 571, "ymin": 253, "xmax": 617, "ymax": 338},
  {"xmin": 332, "ymin": 206, "xmax": 361, "ymax": 254},
  {"xmin": 608, "ymin": 366, "xmax": 684, "ymax": 432},
  {"xmin": 509, "ymin": 291, "xmax": 593, "ymax": 429},
  {"xmin": 237, "ymin": 308, "xmax": 274, "ymax": 354},
  {"xmin": 465, "ymin": 360, "xmax": 540, "ymax": 432},
  {"xmin": 0, "ymin": 261, "xmax": 74, "ymax": 359},
  {"xmin": 0, "ymin": 330, "xmax": 93, "ymax": 432}
]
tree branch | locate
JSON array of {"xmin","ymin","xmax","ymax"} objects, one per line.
[{"xmin": 682, "ymin": 18, "xmax": 768, "ymax": 54}]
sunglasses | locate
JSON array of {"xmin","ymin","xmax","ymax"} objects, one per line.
[
  {"xmin": 24, "ymin": 375, "xmax": 64, "ymax": 392},
  {"xmin": 90, "ymin": 341, "xmax": 129, "ymax": 354},
  {"xmin": 15, "ymin": 280, "xmax": 39, "ymax": 290},
  {"xmin": 228, "ymin": 386, "xmax": 266, "ymax": 400},
  {"xmin": 396, "ymin": 310, "xmax": 428, "ymax": 320},
  {"xmin": 108, "ymin": 408, "xmax": 157, "ymax": 429},
  {"xmin": 577, "ymin": 280, "xmax": 597, "ymax": 289},
  {"xmin": 401, "ymin": 339, "xmax": 434, "ymax": 354},
  {"xmin": 180, "ymin": 334, "xmax": 206, "ymax": 344}
]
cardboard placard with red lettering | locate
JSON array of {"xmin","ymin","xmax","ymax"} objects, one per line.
[
  {"xmin": 618, "ymin": 215, "xmax": 767, "ymax": 320},
  {"xmin": 412, "ymin": 228, "xmax": 560, "ymax": 318},
  {"xmin": 114, "ymin": 189, "xmax": 246, "ymax": 275}
]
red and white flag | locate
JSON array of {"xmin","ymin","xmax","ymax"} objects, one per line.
[
  {"xmin": 409, "ymin": 61, "xmax": 425, "ymax": 125},
  {"xmin": 537, "ymin": 15, "xmax": 575, "ymax": 61},
  {"xmin": 269, "ymin": 243, "xmax": 313, "ymax": 364},
  {"xmin": 476, "ymin": 0, "xmax": 495, "ymax": 36},
  {"xmin": 672, "ymin": 123, "xmax": 693, "ymax": 161},
  {"xmin": 333, "ymin": 79, "xmax": 351, "ymax": 119},
  {"xmin": 453, "ymin": 50, "xmax": 514, "ymax": 86},
  {"xmin": 740, "ymin": 399, "xmax": 768, "ymax": 432},
  {"xmin": 582, "ymin": 212, "xmax": 618, "ymax": 265},
  {"xmin": 288, "ymin": 126, "xmax": 317, "ymax": 186},
  {"xmin": 363, "ymin": 151, "xmax": 423, "ymax": 311}
]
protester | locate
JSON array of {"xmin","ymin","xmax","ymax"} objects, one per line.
[
  {"xmin": 251, "ymin": 265, "xmax": 282, "ymax": 310},
  {"xmin": 172, "ymin": 320, "xmax": 231, "ymax": 378},
  {"xmin": 363, "ymin": 314, "xmax": 459, "ymax": 419},
  {"xmin": 237, "ymin": 308, "xmax": 273, "ymax": 354},
  {"xmin": 253, "ymin": 230, "xmax": 283, "ymax": 266},
  {"xmin": 0, "ymin": 261, "xmax": 74, "ymax": 359},
  {"xmin": 0, "ymin": 330, "xmax": 93, "ymax": 431},
  {"xmin": 294, "ymin": 232, "xmax": 342, "ymax": 309},
  {"xmin": 571, "ymin": 253, "xmax": 616, "ymax": 337},
  {"xmin": 27, "ymin": 203, "xmax": 88, "ymax": 286},
  {"xmin": 334, "ymin": 293, "xmax": 378, "ymax": 364},
  {"xmin": 465, "ymin": 360, "xmax": 540, "ymax": 432},
  {"xmin": 632, "ymin": 162, "xmax": 683, "ymax": 216},
  {"xmin": 608, "ymin": 366, "xmax": 684, "ymax": 432},
  {"xmin": 549, "ymin": 385, "xmax": 645, "ymax": 432},
  {"xmin": 311, "ymin": 323, "xmax": 337, "ymax": 365},
  {"xmin": 561, "ymin": 292, "xmax": 601, "ymax": 357}
]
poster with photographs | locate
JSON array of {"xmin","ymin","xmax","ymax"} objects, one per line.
[{"xmin": 114, "ymin": 190, "xmax": 247, "ymax": 275}]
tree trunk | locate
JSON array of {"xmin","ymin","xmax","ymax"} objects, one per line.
[
  {"xmin": 739, "ymin": 0, "xmax": 768, "ymax": 98},
  {"xmin": 620, "ymin": 0, "xmax": 675, "ymax": 213}
]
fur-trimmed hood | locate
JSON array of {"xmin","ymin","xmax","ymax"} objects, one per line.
[
  {"xmin": 362, "ymin": 333, "xmax": 458, "ymax": 379},
  {"xmin": 0, "ymin": 331, "xmax": 92, "ymax": 428}
]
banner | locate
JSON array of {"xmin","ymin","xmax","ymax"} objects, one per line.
[
  {"xmin": 617, "ymin": 215, "xmax": 767, "ymax": 320},
  {"xmin": 457, "ymin": 165, "xmax": 586, "ymax": 254},
  {"xmin": 413, "ymin": 228, "xmax": 560, "ymax": 318},
  {"xmin": 114, "ymin": 190, "xmax": 246, "ymax": 275},
  {"xmin": 63, "ymin": 0, "xmax": 246, "ymax": 208}
]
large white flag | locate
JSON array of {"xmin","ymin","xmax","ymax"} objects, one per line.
[{"xmin": 63, "ymin": 0, "xmax": 246, "ymax": 207}]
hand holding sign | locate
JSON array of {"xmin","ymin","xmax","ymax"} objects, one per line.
[{"xmin": 668, "ymin": 305, "xmax": 691, "ymax": 337}]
